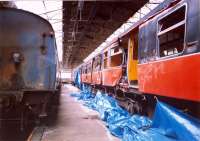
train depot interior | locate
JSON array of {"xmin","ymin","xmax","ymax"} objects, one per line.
[{"xmin": 0, "ymin": 0, "xmax": 200, "ymax": 141}]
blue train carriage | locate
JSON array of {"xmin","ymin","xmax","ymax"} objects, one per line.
[{"xmin": 0, "ymin": 7, "xmax": 59, "ymax": 119}]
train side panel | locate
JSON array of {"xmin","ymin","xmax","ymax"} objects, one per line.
[
  {"xmin": 86, "ymin": 73, "xmax": 92, "ymax": 84},
  {"xmin": 138, "ymin": 53, "xmax": 200, "ymax": 102},
  {"xmin": 92, "ymin": 71, "xmax": 101, "ymax": 85},
  {"xmin": 81, "ymin": 74, "xmax": 87, "ymax": 83},
  {"xmin": 102, "ymin": 67, "xmax": 122, "ymax": 87},
  {"xmin": 138, "ymin": 0, "xmax": 200, "ymax": 102}
]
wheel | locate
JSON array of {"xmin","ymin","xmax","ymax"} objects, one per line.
[{"xmin": 126, "ymin": 100, "xmax": 143, "ymax": 115}]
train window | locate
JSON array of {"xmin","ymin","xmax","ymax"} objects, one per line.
[
  {"xmin": 86, "ymin": 65, "xmax": 89, "ymax": 73},
  {"xmin": 158, "ymin": 5, "xmax": 186, "ymax": 57},
  {"xmin": 104, "ymin": 52, "xmax": 108, "ymax": 58},
  {"xmin": 82, "ymin": 66, "xmax": 85, "ymax": 74},
  {"xmin": 110, "ymin": 47, "xmax": 123, "ymax": 67},
  {"xmin": 93, "ymin": 56, "xmax": 101, "ymax": 71},
  {"xmin": 87, "ymin": 63, "xmax": 92, "ymax": 73},
  {"xmin": 114, "ymin": 48, "xmax": 119, "ymax": 53},
  {"xmin": 110, "ymin": 47, "xmax": 122, "ymax": 56},
  {"xmin": 82, "ymin": 67, "xmax": 85, "ymax": 74},
  {"xmin": 104, "ymin": 51, "xmax": 109, "ymax": 69},
  {"xmin": 81, "ymin": 67, "xmax": 84, "ymax": 74},
  {"xmin": 84, "ymin": 66, "xmax": 87, "ymax": 74},
  {"xmin": 85, "ymin": 66, "xmax": 87, "ymax": 74},
  {"xmin": 110, "ymin": 55, "xmax": 123, "ymax": 67}
]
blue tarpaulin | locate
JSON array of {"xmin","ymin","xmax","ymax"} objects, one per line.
[
  {"xmin": 70, "ymin": 85, "xmax": 200, "ymax": 141},
  {"xmin": 74, "ymin": 69, "xmax": 82, "ymax": 89}
]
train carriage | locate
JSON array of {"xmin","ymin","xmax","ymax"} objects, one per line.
[
  {"xmin": 0, "ymin": 7, "xmax": 60, "ymax": 124},
  {"xmin": 74, "ymin": 0, "xmax": 200, "ymax": 118}
]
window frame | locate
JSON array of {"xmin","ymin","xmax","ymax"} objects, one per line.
[
  {"xmin": 82, "ymin": 66, "xmax": 86, "ymax": 74},
  {"xmin": 103, "ymin": 50, "xmax": 109, "ymax": 69},
  {"xmin": 110, "ymin": 46, "xmax": 123, "ymax": 56},
  {"xmin": 156, "ymin": 3, "xmax": 188, "ymax": 59},
  {"xmin": 110, "ymin": 46, "xmax": 123, "ymax": 67},
  {"xmin": 93, "ymin": 55, "xmax": 101, "ymax": 72},
  {"xmin": 87, "ymin": 62, "xmax": 92, "ymax": 73}
]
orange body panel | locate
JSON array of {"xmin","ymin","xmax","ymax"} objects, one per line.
[
  {"xmin": 82, "ymin": 73, "xmax": 92, "ymax": 84},
  {"xmin": 81, "ymin": 74, "xmax": 87, "ymax": 83},
  {"xmin": 138, "ymin": 53, "xmax": 200, "ymax": 102},
  {"xmin": 81, "ymin": 73, "xmax": 91, "ymax": 83},
  {"xmin": 92, "ymin": 71, "xmax": 101, "ymax": 85},
  {"xmin": 86, "ymin": 73, "xmax": 92, "ymax": 83},
  {"xmin": 102, "ymin": 67, "xmax": 122, "ymax": 87}
]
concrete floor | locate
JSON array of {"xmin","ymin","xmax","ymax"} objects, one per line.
[{"xmin": 42, "ymin": 84, "xmax": 119, "ymax": 141}]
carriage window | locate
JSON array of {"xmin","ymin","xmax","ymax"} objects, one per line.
[
  {"xmin": 104, "ymin": 52, "xmax": 108, "ymax": 58},
  {"xmin": 82, "ymin": 68, "xmax": 84, "ymax": 74},
  {"xmin": 114, "ymin": 48, "xmax": 119, "ymax": 53},
  {"xmin": 104, "ymin": 51, "xmax": 108, "ymax": 69},
  {"xmin": 86, "ymin": 65, "xmax": 89, "ymax": 73},
  {"xmin": 158, "ymin": 5, "xmax": 186, "ymax": 57},
  {"xmin": 87, "ymin": 63, "xmax": 92, "ymax": 73},
  {"xmin": 85, "ymin": 67, "xmax": 87, "ymax": 74},
  {"xmin": 83, "ymin": 66, "xmax": 86, "ymax": 74},
  {"xmin": 110, "ymin": 47, "xmax": 123, "ymax": 67},
  {"xmin": 93, "ymin": 56, "xmax": 101, "ymax": 71},
  {"xmin": 82, "ymin": 67, "xmax": 84, "ymax": 74}
]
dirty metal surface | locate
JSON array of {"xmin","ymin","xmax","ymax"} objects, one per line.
[{"xmin": 0, "ymin": 8, "xmax": 57, "ymax": 91}]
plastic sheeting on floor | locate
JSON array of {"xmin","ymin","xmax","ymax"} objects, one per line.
[{"xmin": 70, "ymin": 86, "xmax": 200, "ymax": 141}]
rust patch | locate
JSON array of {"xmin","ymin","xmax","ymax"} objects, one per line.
[{"xmin": 0, "ymin": 47, "xmax": 24, "ymax": 90}]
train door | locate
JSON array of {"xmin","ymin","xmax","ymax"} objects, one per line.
[
  {"xmin": 127, "ymin": 30, "xmax": 138, "ymax": 88},
  {"xmin": 102, "ymin": 50, "xmax": 109, "ymax": 86},
  {"xmin": 103, "ymin": 50, "xmax": 109, "ymax": 69},
  {"xmin": 88, "ymin": 61, "xmax": 93, "ymax": 83}
]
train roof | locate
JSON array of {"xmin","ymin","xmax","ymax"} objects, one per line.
[{"xmin": 0, "ymin": 7, "xmax": 54, "ymax": 33}]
